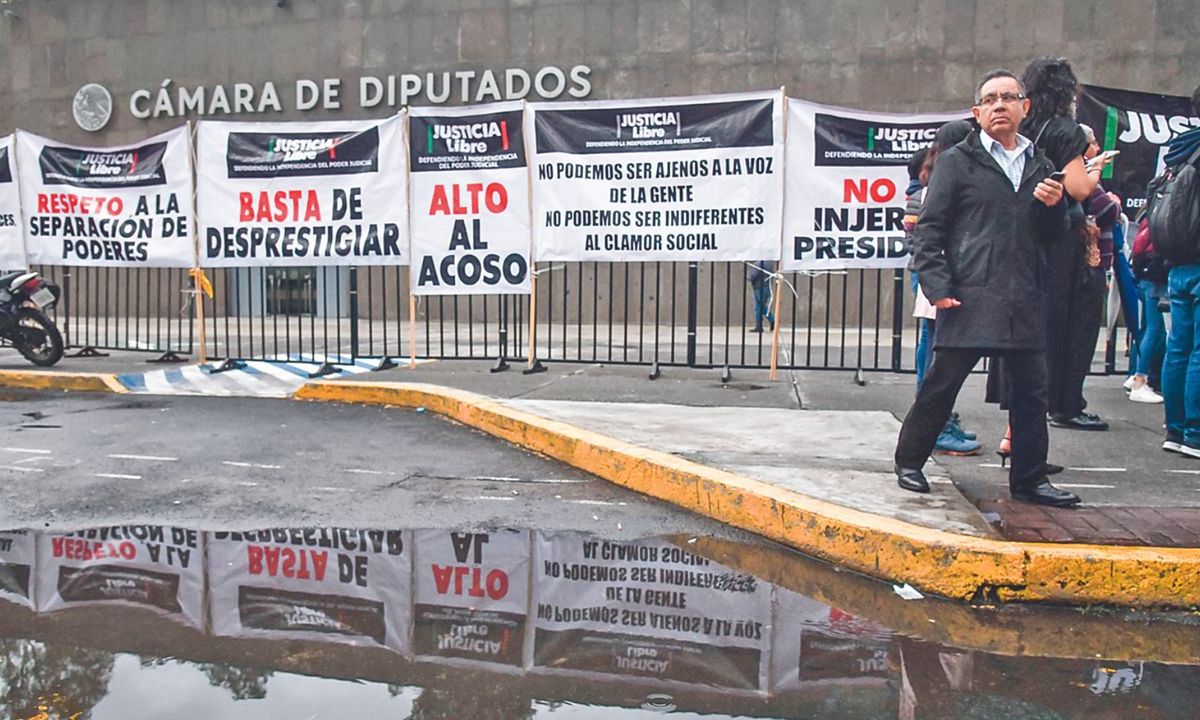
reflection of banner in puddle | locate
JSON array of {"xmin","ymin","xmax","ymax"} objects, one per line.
[
  {"xmin": 772, "ymin": 588, "xmax": 893, "ymax": 690},
  {"xmin": 208, "ymin": 529, "xmax": 411, "ymax": 652},
  {"xmin": 413, "ymin": 529, "xmax": 529, "ymax": 666},
  {"xmin": 0, "ymin": 530, "xmax": 35, "ymax": 609},
  {"xmin": 531, "ymin": 532, "xmax": 771, "ymax": 690},
  {"xmin": 35, "ymin": 526, "xmax": 204, "ymax": 628}
]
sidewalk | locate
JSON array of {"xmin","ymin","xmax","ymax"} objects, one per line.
[{"xmin": 3, "ymin": 352, "xmax": 1199, "ymax": 606}]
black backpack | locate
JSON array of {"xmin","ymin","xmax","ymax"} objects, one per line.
[{"xmin": 1148, "ymin": 143, "xmax": 1200, "ymax": 264}]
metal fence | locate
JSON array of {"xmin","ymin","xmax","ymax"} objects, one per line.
[{"xmin": 31, "ymin": 263, "xmax": 1132, "ymax": 376}]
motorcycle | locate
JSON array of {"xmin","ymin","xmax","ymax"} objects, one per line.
[{"xmin": 0, "ymin": 270, "xmax": 64, "ymax": 367}]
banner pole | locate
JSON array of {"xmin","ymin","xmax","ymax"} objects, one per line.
[
  {"xmin": 526, "ymin": 271, "xmax": 537, "ymax": 369},
  {"xmin": 400, "ymin": 109, "xmax": 417, "ymax": 370},
  {"xmin": 768, "ymin": 88, "xmax": 788, "ymax": 381},
  {"xmin": 408, "ymin": 287, "xmax": 417, "ymax": 369},
  {"xmin": 187, "ymin": 121, "xmax": 208, "ymax": 365},
  {"xmin": 522, "ymin": 98, "xmax": 540, "ymax": 371},
  {"xmin": 768, "ymin": 273, "xmax": 784, "ymax": 381}
]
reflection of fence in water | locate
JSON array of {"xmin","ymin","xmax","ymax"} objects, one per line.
[{"xmin": 32, "ymin": 263, "xmax": 1130, "ymax": 374}]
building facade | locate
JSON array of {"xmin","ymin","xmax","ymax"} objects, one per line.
[{"xmin": 0, "ymin": 0, "xmax": 1196, "ymax": 355}]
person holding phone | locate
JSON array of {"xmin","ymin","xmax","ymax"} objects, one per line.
[
  {"xmin": 1020, "ymin": 57, "xmax": 1115, "ymax": 432},
  {"xmin": 894, "ymin": 68, "xmax": 1077, "ymax": 507}
]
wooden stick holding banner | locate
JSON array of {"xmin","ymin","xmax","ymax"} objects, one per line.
[
  {"xmin": 526, "ymin": 271, "xmax": 538, "ymax": 369},
  {"xmin": 400, "ymin": 109, "xmax": 418, "ymax": 370},
  {"xmin": 769, "ymin": 271, "xmax": 785, "ymax": 380},
  {"xmin": 769, "ymin": 88, "xmax": 788, "ymax": 381},
  {"xmin": 186, "ymin": 121, "xmax": 209, "ymax": 365},
  {"xmin": 409, "ymin": 287, "xmax": 417, "ymax": 369},
  {"xmin": 522, "ymin": 99, "xmax": 543, "ymax": 374}
]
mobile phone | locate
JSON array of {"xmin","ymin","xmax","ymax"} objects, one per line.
[
  {"xmin": 1049, "ymin": 170, "xmax": 1067, "ymax": 181},
  {"xmin": 1086, "ymin": 149, "xmax": 1120, "ymax": 169}
]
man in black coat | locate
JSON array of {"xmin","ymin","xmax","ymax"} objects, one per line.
[{"xmin": 894, "ymin": 69, "xmax": 1080, "ymax": 507}]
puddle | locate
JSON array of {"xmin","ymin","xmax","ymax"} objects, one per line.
[{"xmin": 0, "ymin": 526, "xmax": 1197, "ymax": 718}]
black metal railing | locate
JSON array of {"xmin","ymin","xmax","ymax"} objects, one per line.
[{"xmin": 30, "ymin": 263, "xmax": 1131, "ymax": 376}]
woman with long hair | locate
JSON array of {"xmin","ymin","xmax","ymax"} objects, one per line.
[{"xmin": 1020, "ymin": 56, "xmax": 1114, "ymax": 433}]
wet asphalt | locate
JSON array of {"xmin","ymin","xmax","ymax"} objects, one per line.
[{"xmin": 0, "ymin": 388, "xmax": 749, "ymax": 539}]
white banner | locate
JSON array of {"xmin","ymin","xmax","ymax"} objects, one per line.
[
  {"xmin": 36, "ymin": 526, "xmax": 204, "ymax": 628},
  {"xmin": 783, "ymin": 99, "xmax": 968, "ymax": 271},
  {"xmin": 15, "ymin": 126, "xmax": 195, "ymax": 267},
  {"xmin": 0, "ymin": 136, "xmax": 26, "ymax": 270},
  {"xmin": 413, "ymin": 529, "xmax": 530, "ymax": 666},
  {"xmin": 208, "ymin": 528, "xmax": 411, "ymax": 652},
  {"xmin": 530, "ymin": 90, "xmax": 784, "ymax": 262},
  {"xmin": 0, "ymin": 530, "xmax": 36, "ymax": 609},
  {"xmin": 197, "ymin": 116, "xmax": 408, "ymax": 267},
  {"xmin": 531, "ymin": 532, "xmax": 772, "ymax": 690},
  {"xmin": 409, "ymin": 102, "xmax": 531, "ymax": 295}
]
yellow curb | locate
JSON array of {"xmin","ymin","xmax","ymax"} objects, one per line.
[
  {"xmin": 0, "ymin": 369, "xmax": 127, "ymax": 394},
  {"xmin": 681, "ymin": 535, "xmax": 1200, "ymax": 665},
  {"xmin": 297, "ymin": 380, "xmax": 1200, "ymax": 608}
]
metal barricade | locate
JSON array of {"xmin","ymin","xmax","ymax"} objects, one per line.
[
  {"xmin": 34, "ymin": 265, "xmax": 193, "ymax": 361},
  {"xmin": 32, "ymin": 263, "xmax": 1130, "ymax": 377}
]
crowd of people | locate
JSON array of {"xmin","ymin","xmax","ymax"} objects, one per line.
[{"xmin": 895, "ymin": 56, "xmax": 1200, "ymax": 507}]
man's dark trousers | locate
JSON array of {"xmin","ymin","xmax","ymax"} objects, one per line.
[{"xmin": 896, "ymin": 348, "xmax": 1049, "ymax": 490}]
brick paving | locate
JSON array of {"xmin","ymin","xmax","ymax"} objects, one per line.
[{"xmin": 977, "ymin": 500, "xmax": 1200, "ymax": 547}]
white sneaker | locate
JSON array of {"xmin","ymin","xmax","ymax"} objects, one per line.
[
  {"xmin": 1129, "ymin": 385, "xmax": 1164, "ymax": 404},
  {"xmin": 1123, "ymin": 376, "xmax": 1137, "ymax": 391}
]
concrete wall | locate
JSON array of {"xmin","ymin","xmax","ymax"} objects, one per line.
[
  {"xmin": 2, "ymin": 0, "xmax": 1196, "ymax": 143},
  {"xmin": 0, "ymin": 0, "xmax": 1196, "ymax": 327}
]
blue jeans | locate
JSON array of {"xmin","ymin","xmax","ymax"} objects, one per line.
[
  {"xmin": 1134, "ymin": 279, "xmax": 1166, "ymax": 379},
  {"xmin": 1162, "ymin": 266, "xmax": 1200, "ymax": 442},
  {"xmin": 911, "ymin": 272, "xmax": 933, "ymax": 391},
  {"xmin": 752, "ymin": 281, "xmax": 774, "ymax": 329}
]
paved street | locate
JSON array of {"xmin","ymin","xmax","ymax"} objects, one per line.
[{"xmin": 0, "ymin": 387, "xmax": 751, "ymax": 541}]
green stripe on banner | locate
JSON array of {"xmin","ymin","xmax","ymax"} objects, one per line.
[
  {"xmin": 867, "ymin": 127, "xmax": 874, "ymax": 152},
  {"xmin": 427, "ymin": 126, "xmax": 433, "ymax": 154},
  {"xmin": 1102, "ymin": 105, "xmax": 1118, "ymax": 179}
]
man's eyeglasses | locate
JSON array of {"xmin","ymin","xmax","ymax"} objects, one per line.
[{"xmin": 975, "ymin": 92, "xmax": 1026, "ymax": 107}]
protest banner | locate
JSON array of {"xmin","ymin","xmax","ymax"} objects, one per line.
[
  {"xmin": 413, "ymin": 529, "xmax": 530, "ymax": 666},
  {"xmin": 409, "ymin": 102, "xmax": 531, "ymax": 295},
  {"xmin": 771, "ymin": 588, "xmax": 893, "ymax": 691},
  {"xmin": 530, "ymin": 90, "xmax": 784, "ymax": 262},
  {"xmin": 36, "ymin": 526, "xmax": 203, "ymax": 628},
  {"xmin": 0, "ymin": 136, "xmax": 27, "ymax": 270},
  {"xmin": 208, "ymin": 528, "xmax": 411, "ymax": 651},
  {"xmin": 531, "ymin": 532, "xmax": 772, "ymax": 690},
  {"xmin": 782, "ymin": 99, "xmax": 967, "ymax": 271},
  {"xmin": 14, "ymin": 127, "xmax": 195, "ymax": 267},
  {"xmin": 1078, "ymin": 85, "xmax": 1200, "ymax": 215},
  {"xmin": 197, "ymin": 115, "xmax": 408, "ymax": 267},
  {"xmin": 0, "ymin": 530, "xmax": 36, "ymax": 609}
]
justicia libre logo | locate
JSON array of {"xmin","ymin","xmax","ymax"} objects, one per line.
[
  {"xmin": 268, "ymin": 136, "xmax": 341, "ymax": 162},
  {"xmin": 865, "ymin": 125, "xmax": 936, "ymax": 153},
  {"xmin": 76, "ymin": 150, "xmax": 140, "ymax": 177},
  {"xmin": 616, "ymin": 111, "xmax": 681, "ymax": 139},
  {"xmin": 39, "ymin": 141, "xmax": 169, "ymax": 188},
  {"xmin": 226, "ymin": 128, "xmax": 379, "ymax": 179},
  {"xmin": 427, "ymin": 120, "xmax": 510, "ymax": 154}
]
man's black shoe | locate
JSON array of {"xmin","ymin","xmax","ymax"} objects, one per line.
[
  {"xmin": 1048, "ymin": 414, "xmax": 1109, "ymax": 431},
  {"xmin": 895, "ymin": 465, "xmax": 930, "ymax": 493},
  {"xmin": 1011, "ymin": 480, "xmax": 1081, "ymax": 507},
  {"xmin": 1044, "ymin": 462, "xmax": 1064, "ymax": 475}
]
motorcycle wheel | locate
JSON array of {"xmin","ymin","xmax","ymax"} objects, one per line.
[{"xmin": 14, "ymin": 307, "xmax": 64, "ymax": 367}]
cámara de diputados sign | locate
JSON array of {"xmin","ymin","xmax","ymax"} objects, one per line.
[{"xmin": 126, "ymin": 66, "xmax": 592, "ymax": 122}]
